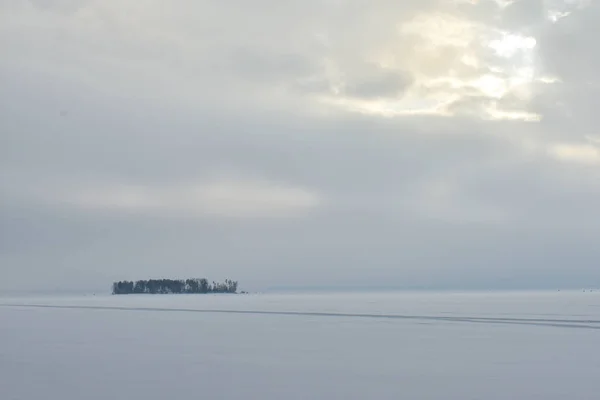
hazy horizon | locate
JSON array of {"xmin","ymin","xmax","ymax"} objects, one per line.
[{"xmin": 0, "ymin": 284, "xmax": 593, "ymax": 298}]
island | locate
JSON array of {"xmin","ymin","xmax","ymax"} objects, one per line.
[{"xmin": 112, "ymin": 278, "xmax": 238, "ymax": 295}]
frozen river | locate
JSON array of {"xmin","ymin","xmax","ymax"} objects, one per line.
[{"xmin": 2, "ymin": 291, "xmax": 599, "ymax": 399}]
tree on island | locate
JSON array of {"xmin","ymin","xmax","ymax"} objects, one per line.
[{"xmin": 112, "ymin": 278, "xmax": 238, "ymax": 295}]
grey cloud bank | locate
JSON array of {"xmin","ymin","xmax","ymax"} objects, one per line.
[{"xmin": 2, "ymin": 0, "xmax": 600, "ymax": 293}]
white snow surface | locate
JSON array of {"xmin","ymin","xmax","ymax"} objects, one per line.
[{"xmin": 1, "ymin": 291, "xmax": 600, "ymax": 399}]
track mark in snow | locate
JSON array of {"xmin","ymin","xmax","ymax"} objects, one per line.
[{"xmin": 2, "ymin": 303, "xmax": 600, "ymax": 330}]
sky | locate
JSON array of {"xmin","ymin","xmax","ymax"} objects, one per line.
[{"xmin": 1, "ymin": 0, "xmax": 600, "ymax": 293}]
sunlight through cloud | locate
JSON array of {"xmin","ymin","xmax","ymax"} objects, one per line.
[{"xmin": 317, "ymin": 2, "xmax": 548, "ymax": 122}]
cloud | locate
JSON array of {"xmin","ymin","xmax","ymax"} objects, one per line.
[
  {"xmin": 2, "ymin": 0, "xmax": 600, "ymax": 292},
  {"xmin": 548, "ymin": 143, "xmax": 600, "ymax": 165},
  {"xmin": 60, "ymin": 178, "xmax": 322, "ymax": 219},
  {"xmin": 407, "ymin": 176, "xmax": 510, "ymax": 224},
  {"xmin": 299, "ymin": 2, "xmax": 554, "ymax": 121},
  {"xmin": 0, "ymin": 0, "xmax": 555, "ymax": 120}
]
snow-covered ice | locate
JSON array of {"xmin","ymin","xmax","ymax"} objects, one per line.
[{"xmin": 1, "ymin": 291, "xmax": 599, "ymax": 399}]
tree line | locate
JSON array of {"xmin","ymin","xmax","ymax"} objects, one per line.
[{"xmin": 112, "ymin": 278, "xmax": 238, "ymax": 295}]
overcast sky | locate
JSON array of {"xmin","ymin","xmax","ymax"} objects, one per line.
[{"xmin": 2, "ymin": 0, "xmax": 600, "ymax": 293}]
